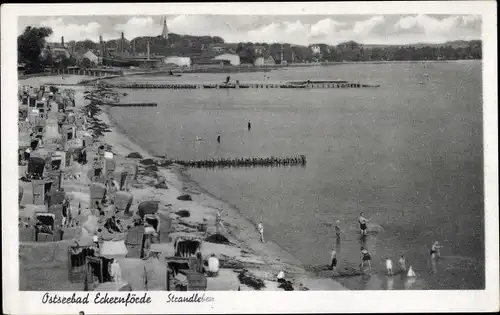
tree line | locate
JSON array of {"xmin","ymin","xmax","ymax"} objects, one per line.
[{"xmin": 18, "ymin": 26, "xmax": 482, "ymax": 73}]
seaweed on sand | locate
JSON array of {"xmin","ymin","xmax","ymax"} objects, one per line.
[
  {"xmin": 205, "ymin": 233, "xmax": 230, "ymax": 244},
  {"xmin": 177, "ymin": 194, "xmax": 192, "ymax": 201},
  {"xmin": 236, "ymin": 269, "xmax": 266, "ymax": 290},
  {"xmin": 175, "ymin": 210, "xmax": 190, "ymax": 218},
  {"xmin": 127, "ymin": 152, "xmax": 143, "ymax": 159},
  {"xmin": 278, "ymin": 280, "xmax": 294, "ymax": 291},
  {"xmin": 140, "ymin": 159, "xmax": 156, "ymax": 166}
]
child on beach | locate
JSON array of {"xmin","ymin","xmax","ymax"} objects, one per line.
[
  {"xmin": 385, "ymin": 258, "xmax": 393, "ymax": 276},
  {"xmin": 399, "ymin": 255, "xmax": 407, "ymax": 273},
  {"xmin": 258, "ymin": 221, "xmax": 265, "ymax": 243}
]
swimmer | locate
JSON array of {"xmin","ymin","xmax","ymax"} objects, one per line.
[
  {"xmin": 334, "ymin": 220, "xmax": 345, "ymax": 239},
  {"xmin": 358, "ymin": 212, "xmax": 370, "ymax": 236},
  {"xmin": 385, "ymin": 258, "xmax": 393, "ymax": 276},
  {"xmin": 398, "ymin": 255, "xmax": 407, "ymax": 273},
  {"xmin": 430, "ymin": 241, "xmax": 443, "ymax": 260},
  {"xmin": 360, "ymin": 247, "xmax": 372, "ymax": 270}
]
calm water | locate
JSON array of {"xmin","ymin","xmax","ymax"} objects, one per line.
[{"xmin": 108, "ymin": 61, "xmax": 484, "ymax": 290}]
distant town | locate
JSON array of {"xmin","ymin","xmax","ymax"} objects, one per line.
[{"xmin": 18, "ymin": 17, "xmax": 482, "ymax": 74}]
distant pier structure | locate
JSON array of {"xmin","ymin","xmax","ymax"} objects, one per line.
[{"xmin": 95, "ymin": 80, "xmax": 380, "ymax": 90}]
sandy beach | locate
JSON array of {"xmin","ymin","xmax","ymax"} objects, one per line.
[{"xmin": 18, "ymin": 75, "xmax": 347, "ymax": 291}]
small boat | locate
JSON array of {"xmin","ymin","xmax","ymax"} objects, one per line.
[{"xmin": 418, "ymin": 81, "xmax": 426, "ymax": 85}]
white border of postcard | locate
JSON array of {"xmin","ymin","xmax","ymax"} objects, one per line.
[{"xmin": 2, "ymin": 2, "xmax": 498, "ymax": 314}]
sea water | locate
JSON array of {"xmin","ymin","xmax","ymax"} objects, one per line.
[{"xmin": 107, "ymin": 61, "xmax": 484, "ymax": 289}]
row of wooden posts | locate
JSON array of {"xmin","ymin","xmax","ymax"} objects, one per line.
[
  {"xmin": 92, "ymin": 82, "xmax": 368, "ymax": 89},
  {"xmin": 161, "ymin": 155, "xmax": 307, "ymax": 168}
]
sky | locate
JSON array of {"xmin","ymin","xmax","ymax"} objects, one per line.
[{"xmin": 18, "ymin": 14, "xmax": 482, "ymax": 46}]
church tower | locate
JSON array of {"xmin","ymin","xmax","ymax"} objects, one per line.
[{"xmin": 161, "ymin": 17, "xmax": 169, "ymax": 39}]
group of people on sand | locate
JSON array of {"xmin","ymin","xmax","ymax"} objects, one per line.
[{"xmin": 329, "ymin": 212, "xmax": 442, "ymax": 278}]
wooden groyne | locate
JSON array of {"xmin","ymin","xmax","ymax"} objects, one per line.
[
  {"xmin": 107, "ymin": 102, "xmax": 157, "ymax": 107},
  {"xmin": 99, "ymin": 82, "xmax": 378, "ymax": 90},
  {"xmin": 158, "ymin": 155, "xmax": 306, "ymax": 168}
]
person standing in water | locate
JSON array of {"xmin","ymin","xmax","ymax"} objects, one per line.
[
  {"xmin": 358, "ymin": 212, "xmax": 370, "ymax": 236},
  {"xmin": 334, "ymin": 220, "xmax": 345, "ymax": 240},
  {"xmin": 330, "ymin": 249, "xmax": 338, "ymax": 272},
  {"xmin": 430, "ymin": 241, "xmax": 443, "ymax": 259},
  {"xmin": 257, "ymin": 221, "xmax": 265, "ymax": 243},
  {"xmin": 398, "ymin": 255, "xmax": 407, "ymax": 273},
  {"xmin": 217, "ymin": 133, "xmax": 221, "ymax": 143},
  {"xmin": 248, "ymin": 121, "xmax": 251, "ymax": 131},
  {"xmin": 360, "ymin": 247, "xmax": 372, "ymax": 270},
  {"xmin": 385, "ymin": 258, "xmax": 393, "ymax": 276}
]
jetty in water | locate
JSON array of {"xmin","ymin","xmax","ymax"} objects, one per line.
[
  {"xmin": 91, "ymin": 82, "xmax": 379, "ymax": 90},
  {"xmin": 106, "ymin": 102, "xmax": 157, "ymax": 107},
  {"xmin": 158, "ymin": 155, "xmax": 307, "ymax": 168}
]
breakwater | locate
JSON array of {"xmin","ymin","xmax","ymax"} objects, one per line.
[
  {"xmin": 97, "ymin": 82, "xmax": 378, "ymax": 89},
  {"xmin": 157, "ymin": 155, "xmax": 307, "ymax": 168},
  {"xmin": 107, "ymin": 102, "xmax": 157, "ymax": 107}
]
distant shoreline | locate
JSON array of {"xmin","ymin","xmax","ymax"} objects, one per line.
[{"xmin": 19, "ymin": 59, "xmax": 480, "ymax": 80}]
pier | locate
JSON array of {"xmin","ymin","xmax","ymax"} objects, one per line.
[
  {"xmin": 107, "ymin": 102, "xmax": 157, "ymax": 107},
  {"xmin": 96, "ymin": 82, "xmax": 379, "ymax": 89},
  {"xmin": 157, "ymin": 155, "xmax": 307, "ymax": 168}
]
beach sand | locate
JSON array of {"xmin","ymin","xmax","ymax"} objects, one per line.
[{"xmin": 18, "ymin": 75, "xmax": 347, "ymax": 291}]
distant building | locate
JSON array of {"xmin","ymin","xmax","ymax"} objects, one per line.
[
  {"xmin": 265, "ymin": 55, "xmax": 275, "ymax": 65},
  {"xmin": 310, "ymin": 45, "xmax": 321, "ymax": 55},
  {"xmin": 213, "ymin": 54, "xmax": 240, "ymax": 66},
  {"xmin": 253, "ymin": 45, "xmax": 266, "ymax": 56},
  {"xmin": 49, "ymin": 47, "xmax": 71, "ymax": 60},
  {"xmin": 253, "ymin": 57, "xmax": 264, "ymax": 66},
  {"xmin": 163, "ymin": 56, "xmax": 191, "ymax": 67},
  {"xmin": 84, "ymin": 50, "xmax": 99, "ymax": 64},
  {"xmin": 161, "ymin": 17, "xmax": 169, "ymax": 39},
  {"xmin": 210, "ymin": 44, "xmax": 227, "ymax": 53}
]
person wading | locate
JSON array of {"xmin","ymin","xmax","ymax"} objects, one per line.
[
  {"xmin": 430, "ymin": 241, "xmax": 443, "ymax": 260},
  {"xmin": 330, "ymin": 249, "xmax": 338, "ymax": 272},
  {"xmin": 334, "ymin": 220, "xmax": 345, "ymax": 240},
  {"xmin": 217, "ymin": 133, "xmax": 221, "ymax": 144},
  {"xmin": 360, "ymin": 247, "xmax": 372, "ymax": 271},
  {"xmin": 386, "ymin": 258, "xmax": 393, "ymax": 276},
  {"xmin": 247, "ymin": 121, "xmax": 251, "ymax": 131},
  {"xmin": 399, "ymin": 255, "xmax": 407, "ymax": 273},
  {"xmin": 358, "ymin": 212, "xmax": 370, "ymax": 236}
]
